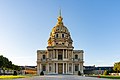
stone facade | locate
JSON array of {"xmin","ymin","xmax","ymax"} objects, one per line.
[{"xmin": 37, "ymin": 12, "xmax": 84, "ymax": 75}]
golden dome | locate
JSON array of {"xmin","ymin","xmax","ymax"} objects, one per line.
[
  {"xmin": 51, "ymin": 16, "xmax": 70, "ymax": 37},
  {"xmin": 48, "ymin": 11, "xmax": 73, "ymax": 47}
]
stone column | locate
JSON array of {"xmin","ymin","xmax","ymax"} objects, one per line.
[
  {"xmin": 81, "ymin": 64, "xmax": 83, "ymax": 73},
  {"xmin": 40, "ymin": 63, "xmax": 41, "ymax": 73},
  {"xmin": 57, "ymin": 50, "xmax": 58, "ymax": 60},
  {"xmin": 37, "ymin": 63, "xmax": 40, "ymax": 75},
  {"xmin": 48, "ymin": 63, "xmax": 49, "ymax": 73},
  {"xmin": 65, "ymin": 49, "xmax": 67, "ymax": 59},
  {"xmin": 47, "ymin": 50, "xmax": 49, "ymax": 58},
  {"xmin": 63, "ymin": 63, "xmax": 64, "ymax": 74},
  {"xmin": 72, "ymin": 63, "xmax": 73, "ymax": 74},
  {"xmin": 66, "ymin": 63, "xmax": 67, "ymax": 74},
  {"xmin": 68, "ymin": 50, "xmax": 69, "ymax": 59},
  {"xmin": 72, "ymin": 51, "xmax": 73, "ymax": 59},
  {"xmin": 53, "ymin": 50, "xmax": 55, "ymax": 59},
  {"xmin": 66, "ymin": 50, "xmax": 67, "ymax": 58},
  {"xmin": 53, "ymin": 63, "xmax": 55, "ymax": 73},
  {"xmin": 68, "ymin": 63, "xmax": 69, "ymax": 74},
  {"xmin": 56, "ymin": 63, "xmax": 58, "ymax": 74},
  {"xmin": 63, "ymin": 49, "xmax": 64, "ymax": 59},
  {"xmin": 55, "ymin": 49, "xmax": 56, "ymax": 59},
  {"xmin": 73, "ymin": 63, "xmax": 75, "ymax": 74}
]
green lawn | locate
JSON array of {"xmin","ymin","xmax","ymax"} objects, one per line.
[
  {"xmin": 0, "ymin": 75, "xmax": 27, "ymax": 79},
  {"xmin": 89, "ymin": 75, "xmax": 120, "ymax": 79}
]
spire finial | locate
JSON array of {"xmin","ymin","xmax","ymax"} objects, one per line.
[
  {"xmin": 59, "ymin": 9, "xmax": 61, "ymax": 17},
  {"xmin": 57, "ymin": 9, "xmax": 63, "ymax": 25}
]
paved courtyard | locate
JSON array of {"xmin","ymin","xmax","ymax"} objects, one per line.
[{"xmin": 14, "ymin": 75, "xmax": 111, "ymax": 80}]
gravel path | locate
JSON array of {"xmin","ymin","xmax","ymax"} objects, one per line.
[{"xmin": 13, "ymin": 75, "xmax": 112, "ymax": 80}]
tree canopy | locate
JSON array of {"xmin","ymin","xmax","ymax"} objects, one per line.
[
  {"xmin": 0, "ymin": 55, "xmax": 20, "ymax": 70},
  {"xmin": 113, "ymin": 62, "xmax": 120, "ymax": 73}
]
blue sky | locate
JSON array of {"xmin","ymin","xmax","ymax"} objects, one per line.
[{"xmin": 0, "ymin": 0, "xmax": 120, "ymax": 66}]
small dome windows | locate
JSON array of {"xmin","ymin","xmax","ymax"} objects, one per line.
[{"xmin": 56, "ymin": 33, "xmax": 65, "ymax": 38}]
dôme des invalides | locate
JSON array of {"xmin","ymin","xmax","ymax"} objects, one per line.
[{"xmin": 37, "ymin": 11, "xmax": 84, "ymax": 75}]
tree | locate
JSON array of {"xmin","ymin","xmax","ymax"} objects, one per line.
[
  {"xmin": 12, "ymin": 64, "xmax": 21, "ymax": 70},
  {"xmin": 0, "ymin": 55, "xmax": 20, "ymax": 71},
  {"xmin": 0, "ymin": 55, "xmax": 10, "ymax": 68},
  {"xmin": 113, "ymin": 62, "xmax": 120, "ymax": 73},
  {"xmin": 103, "ymin": 70, "xmax": 109, "ymax": 75},
  {"xmin": 40, "ymin": 71, "xmax": 44, "ymax": 75},
  {"xmin": 0, "ymin": 55, "xmax": 4, "ymax": 68}
]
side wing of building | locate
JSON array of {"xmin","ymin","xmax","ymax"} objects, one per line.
[
  {"xmin": 73, "ymin": 50, "xmax": 84, "ymax": 74},
  {"xmin": 37, "ymin": 50, "xmax": 47, "ymax": 75}
]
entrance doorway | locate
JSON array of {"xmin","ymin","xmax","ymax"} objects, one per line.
[{"xmin": 58, "ymin": 63, "xmax": 63, "ymax": 74}]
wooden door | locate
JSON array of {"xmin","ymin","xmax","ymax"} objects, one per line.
[{"xmin": 58, "ymin": 63, "xmax": 63, "ymax": 74}]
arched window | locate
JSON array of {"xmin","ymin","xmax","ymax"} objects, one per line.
[
  {"xmin": 75, "ymin": 55, "xmax": 78, "ymax": 59},
  {"xmin": 43, "ymin": 55, "xmax": 46, "ymax": 59}
]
